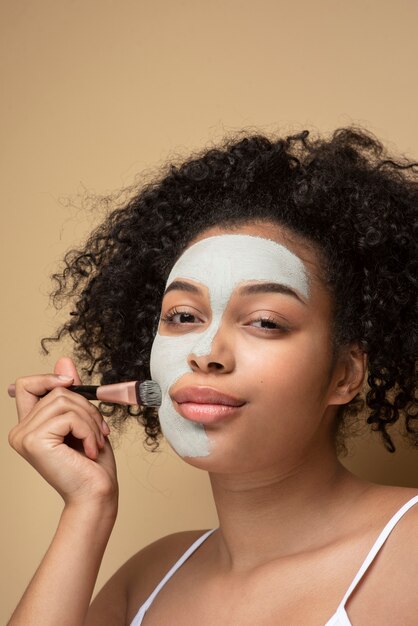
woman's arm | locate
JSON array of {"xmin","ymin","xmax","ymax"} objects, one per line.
[
  {"xmin": 7, "ymin": 357, "xmax": 119, "ymax": 626},
  {"xmin": 8, "ymin": 500, "xmax": 117, "ymax": 626}
]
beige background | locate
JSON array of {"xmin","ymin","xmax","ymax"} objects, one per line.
[{"xmin": 1, "ymin": 0, "xmax": 417, "ymax": 622}]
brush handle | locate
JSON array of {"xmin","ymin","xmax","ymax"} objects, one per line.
[
  {"xmin": 7, "ymin": 380, "xmax": 161, "ymax": 406},
  {"xmin": 37, "ymin": 386, "xmax": 99, "ymax": 400},
  {"xmin": 7, "ymin": 383, "xmax": 99, "ymax": 400},
  {"xmin": 66, "ymin": 385, "xmax": 99, "ymax": 400}
]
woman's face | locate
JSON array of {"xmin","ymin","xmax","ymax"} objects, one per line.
[{"xmin": 150, "ymin": 221, "xmax": 343, "ymax": 473}]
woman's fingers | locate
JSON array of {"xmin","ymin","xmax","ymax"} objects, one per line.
[
  {"xmin": 10, "ymin": 373, "xmax": 109, "ymax": 455},
  {"xmin": 9, "ymin": 360, "xmax": 118, "ymax": 507},
  {"xmin": 10, "ymin": 357, "xmax": 110, "ymax": 459},
  {"xmin": 15, "ymin": 411, "xmax": 99, "ymax": 460},
  {"xmin": 9, "ymin": 407, "xmax": 117, "ymax": 505},
  {"xmin": 53, "ymin": 356, "xmax": 82, "ymax": 385},
  {"xmin": 13, "ymin": 374, "xmax": 75, "ymax": 421},
  {"xmin": 8, "ymin": 384, "xmax": 17, "ymax": 397},
  {"xmin": 9, "ymin": 356, "xmax": 82, "ymax": 420},
  {"xmin": 20, "ymin": 388, "xmax": 106, "ymax": 450},
  {"xmin": 44, "ymin": 411, "xmax": 101, "ymax": 460}
]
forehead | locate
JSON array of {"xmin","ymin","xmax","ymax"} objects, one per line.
[{"xmin": 165, "ymin": 233, "xmax": 310, "ymax": 301}]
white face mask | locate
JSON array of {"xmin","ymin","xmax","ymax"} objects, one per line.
[{"xmin": 150, "ymin": 233, "xmax": 309, "ymax": 458}]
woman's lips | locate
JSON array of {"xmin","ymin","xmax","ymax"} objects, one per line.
[
  {"xmin": 171, "ymin": 386, "xmax": 245, "ymax": 406},
  {"xmin": 170, "ymin": 386, "xmax": 246, "ymax": 424},
  {"xmin": 174, "ymin": 400, "xmax": 244, "ymax": 424}
]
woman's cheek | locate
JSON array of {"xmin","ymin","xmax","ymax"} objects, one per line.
[{"xmin": 149, "ymin": 332, "xmax": 214, "ymax": 458}]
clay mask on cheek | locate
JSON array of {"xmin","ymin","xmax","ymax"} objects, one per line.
[{"xmin": 150, "ymin": 234, "xmax": 309, "ymax": 458}]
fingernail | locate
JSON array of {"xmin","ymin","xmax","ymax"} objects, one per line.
[
  {"xmin": 101, "ymin": 420, "xmax": 110, "ymax": 435},
  {"xmin": 57, "ymin": 375, "xmax": 73, "ymax": 381}
]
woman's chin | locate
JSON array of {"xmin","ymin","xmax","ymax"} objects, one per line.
[{"xmin": 179, "ymin": 448, "xmax": 257, "ymax": 474}]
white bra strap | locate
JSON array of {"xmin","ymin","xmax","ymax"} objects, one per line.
[
  {"xmin": 140, "ymin": 528, "xmax": 217, "ymax": 615},
  {"xmin": 338, "ymin": 494, "xmax": 418, "ymax": 608}
]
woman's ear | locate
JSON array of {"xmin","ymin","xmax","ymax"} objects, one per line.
[{"xmin": 328, "ymin": 343, "xmax": 368, "ymax": 406}]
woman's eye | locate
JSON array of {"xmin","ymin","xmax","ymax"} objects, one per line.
[
  {"xmin": 160, "ymin": 308, "xmax": 202, "ymax": 325},
  {"xmin": 250, "ymin": 317, "xmax": 289, "ymax": 332},
  {"xmin": 160, "ymin": 309, "xmax": 289, "ymax": 333}
]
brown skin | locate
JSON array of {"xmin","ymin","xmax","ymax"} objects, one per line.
[
  {"xmin": 8, "ymin": 221, "xmax": 418, "ymax": 625},
  {"xmin": 8, "ymin": 356, "xmax": 118, "ymax": 626},
  {"xmin": 160, "ymin": 220, "xmax": 370, "ymax": 569},
  {"xmin": 124, "ymin": 221, "xmax": 418, "ymax": 624},
  {"xmin": 8, "ymin": 356, "xmax": 117, "ymax": 507}
]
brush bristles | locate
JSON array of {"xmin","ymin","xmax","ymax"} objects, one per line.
[{"xmin": 138, "ymin": 380, "xmax": 162, "ymax": 407}]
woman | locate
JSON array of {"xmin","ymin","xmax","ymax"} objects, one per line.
[{"xmin": 8, "ymin": 127, "xmax": 418, "ymax": 625}]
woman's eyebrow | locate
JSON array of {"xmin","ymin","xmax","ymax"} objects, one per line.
[
  {"xmin": 163, "ymin": 280, "xmax": 306, "ymax": 305},
  {"xmin": 238, "ymin": 282, "xmax": 307, "ymax": 305},
  {"xmin": 163, "ymin": 280, "xmax": 202, "ymax": 297}
]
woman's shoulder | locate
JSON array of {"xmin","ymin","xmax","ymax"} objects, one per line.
[
  {"xmin": 125, "ymin": 529, "xmax": 212, "ymax": 623},
  {"xmin": 369, "ymin": 484, "xmax": 418, "ymax": 514},
  {"xmin": 343, "ymin": 484, "xmax": 418, "ymax": 621},
  {"xmin": 378, "ymin": 484, "xmax": 418, "ymax": 542},
  {"xmin": 361, "ymin": 484, "xmax": 418, "ymax": 533},
  {"xmin": 125, "ymin": 529, "xmax": 212, "ymax": 605},
  {"xmin": 86, "ymin": 528, "xmax": 211, "ymax": 626}
]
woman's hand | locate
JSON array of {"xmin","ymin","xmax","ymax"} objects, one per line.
[
  {"xmin": 8, "ymin": 356, "xmax": 118, "ymax": 509},
  {"xmin": 7, "ymin": 357, "xmax": 118, "ymax": 625}
]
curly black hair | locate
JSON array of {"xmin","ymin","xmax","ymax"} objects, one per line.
[{"xmin": 41, "ymin": 126, "xmax": 418, "ymax": 456}]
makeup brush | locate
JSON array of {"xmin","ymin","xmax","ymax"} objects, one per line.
[{"xmin": 8, "ymin": 380, "xmax": 161, "ymax": 407}]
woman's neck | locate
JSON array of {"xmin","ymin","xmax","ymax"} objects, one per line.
[{"xmin": 208, "ymin": 444, "xmax": 371, "ymax": 574}]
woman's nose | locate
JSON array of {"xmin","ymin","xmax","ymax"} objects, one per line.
[
  {"xmin": 187, "ymin": 323, "xmax": 235, "ymax": 373},
  {"xmin": 188, "ymin": 355, "xmax": 225, "ymax": 372}
]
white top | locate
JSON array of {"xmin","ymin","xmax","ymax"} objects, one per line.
[{"xmin": 130, "ymin": 495, "xmax": 418, "ymax": 625}]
